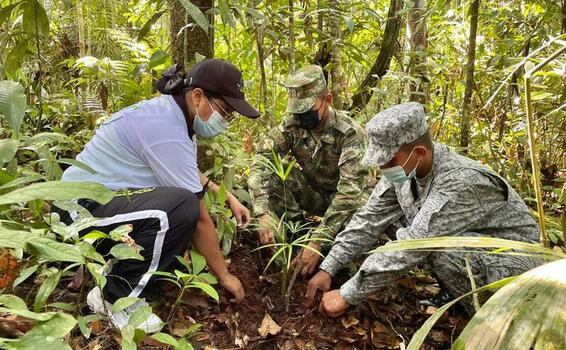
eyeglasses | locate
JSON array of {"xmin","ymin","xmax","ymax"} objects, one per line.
[{"xmin": 210, "ymin": 98, "xmax": 236, "ymax": 123}]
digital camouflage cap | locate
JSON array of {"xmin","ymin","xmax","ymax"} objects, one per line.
[
  {"xmin": 285, "ymin": 65, "xmax": 327, "ymax": 114},
  {"xmin": 362, "ymin": 102, "xmax": 429, "ymax": 167}
]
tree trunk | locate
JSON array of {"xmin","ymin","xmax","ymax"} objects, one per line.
[
  {"xmin": 169, "ymin": 0, "xmax": 213, "ymax": 67},
  {"xmin": 288, "ymin": 0, "xmax": 296, "ymax": 72},
  {"xmin": 562, "ymin": 0, "xmax": 566, "ymax": 34},
  {"xmin": 459, "ymin": 0, "xmax": 480, "ymax": 152},
  {"xmin": 76, "ymin": 0, "xmax": 86, "ymax": 57},
  {"xmin": 349, "ymin": 0, "xmax": 403, "ymax": 112},
  {"xmin": 328, "ymin": 0, "xmax": 347, "ymax": 109},
  {"xmin": 407, "ymin": 0, "xmax": 428, "ymax": 104}
]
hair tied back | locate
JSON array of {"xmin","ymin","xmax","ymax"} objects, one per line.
[{"xmin": 155, "ymin": 63, "xmax": 186, "ymax": 95}]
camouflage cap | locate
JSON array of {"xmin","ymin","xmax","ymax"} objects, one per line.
[
  {"xmin": 285, "ymin": 65, "xmax": 327, "ymax": 114},
  {"xmin": 361, "ymin": 102, "xmax": 428, "ymax": 167}
]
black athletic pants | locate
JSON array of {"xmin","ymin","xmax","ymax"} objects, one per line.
[{"xmin": 57, "ymin": 187, "xmax": 199, "ymax": 303}]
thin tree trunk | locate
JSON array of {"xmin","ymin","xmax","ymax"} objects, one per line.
[
  {"xmin": 562, "ymin": 0, "xmax": 566, "ymax": 34},
  {"xmin": 349, "ymin": 0, "xmax": 403, "ymax": 112},
  {"xmin": 459, "ymin": 0, "xmax": 480, "ymax": 153},
  {"xmin": 256, "ymin": 28, "xmax": 269, "ymax": 125},
  {"xmin": 288, "ymin": 0, "xmax": 296, "ymax": 72},
  {"xmin": 76, "ymin": 0, "xmax": 86, "ymax": 57},
  {"xmin": 169, "ymin": 0, "xmax": 213, "ymax": 67},
  {"xmin": 328, "ymin": 0, "xmax": 347, "ymax": 108},
  {"xmin": 407, "ymin": 0, "xmax": 428, "ymax": 104}
]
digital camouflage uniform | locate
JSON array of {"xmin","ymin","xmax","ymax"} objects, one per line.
[
  {"xmin": 248, "ymin": 65, "xmax": 371, "ymax": 242},
  {"xmin": 319, "ymin": 102, "xmax": 541, "ymax": 313}
]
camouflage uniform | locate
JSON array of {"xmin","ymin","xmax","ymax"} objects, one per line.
[
  {"xmin": 248, "ymin": 65, "xmax": 370, "ymax": 241},
  {"xmin": 319, "ymin": 102, "xmax": 541, "ymax": 313}
]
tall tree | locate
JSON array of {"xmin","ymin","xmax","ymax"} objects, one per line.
[
  {"xmin": 407, "ymin": 0, "xmax": 428, "ymax": 104},
  {"xmin": 76, "ymin": 0, "xmax": 86, "ymax": 57},
  {"xmin": 562, "ymin": 0, "xmax": 566, "ymax": 34},
  {"xmin": 169, "ymin": 0, "xmax": 213, "ymax": 67},
  {"xmin": 349, "ymin": 0, "xmax": 404, "ymax": 112},
  {"xmin": 288, "ymin": 0, "xmax": 296, "ymax": 72},
  {"xmin": 459, "ymin": 0, "xmax": 480, "ymax": 152},
  {"xmin": 328, "ymin": 0, "xmax": 347, "ymax": 108}
]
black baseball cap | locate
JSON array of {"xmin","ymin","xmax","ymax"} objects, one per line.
[{"xmin": 185, "ymin": 59, "xmax": 260, "ymax": 118}]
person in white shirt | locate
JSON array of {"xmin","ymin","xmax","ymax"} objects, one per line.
[{"xmin": 59, "ymin": 59, "xmax": 260, "ymax": 332}]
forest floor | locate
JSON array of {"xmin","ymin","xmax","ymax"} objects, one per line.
[
  {"xmin": 149, "ymin": 237, "xmax": 467, "ymax": 350},
  {"xmin": 7, "ymin": 237, "xmax": 469, "ymax": 349}
]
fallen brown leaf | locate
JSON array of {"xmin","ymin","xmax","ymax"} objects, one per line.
[
  {"xmin": 258, "ymin": 313, "xmax": 281, "ymax": 339},
  {"xmin": 340, "ymin": 315, "xmax": 360, "ymax": 329}
]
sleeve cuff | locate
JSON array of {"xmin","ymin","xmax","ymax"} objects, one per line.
[
  {"xmin": 319, "ymin": 254, "xmax": 344, "ymax": 277},
  {"xmin": 340, "ymin": 273, "xmax": 366, "ymax": 305}
]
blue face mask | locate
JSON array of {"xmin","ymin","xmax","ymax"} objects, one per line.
[
  {"xmin": 380, "ymin": 148, "xmax": 420, "ymax": 183},
  {"xmin": 193, "ymin": 98, "xmax": 228, "ymax": 138}
]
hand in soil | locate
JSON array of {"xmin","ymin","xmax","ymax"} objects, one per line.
[
  {"xmin": 306, "ymin": 270, "xmax": 332, "ymax": 305},
  {"xmin": 257, "ymin": 214, "xmax": 276, "ymax": 248},
  {"xmin": 219, "ymin": 272, "xmax": 245, "ymax": 302},
  {"xmin": 319, "ymin": 289, "xmax": 350, "ymax": 317},
  {"xmin": 291, "ymin": 242, "xmax": 321, "ymax": 276},
  {"xmin": 227, "ymin": 194, "xmax": 251, "ymax": 228}
]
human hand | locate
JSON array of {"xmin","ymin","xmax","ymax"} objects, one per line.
[
  {"xmin": 218, "ymin": 272, "xmax": 245, "ymax": 302},
  {"xmin": 257, "ymin": 214, "xmax": 276, "ymax": 247},
  {"xmin": 291, "ymin": 242, "xmax": 321, "ymax": 276},
  {"xmin": 227, "ymin": 195, "xmax": 251, "ymax": 229},
  {"xmin": 305, "ymin": 270, "xmax": 332, "ymax": 306},
  {"xmin": 319, "ymin": 289, "xmax": 350, "ymax": 317}
]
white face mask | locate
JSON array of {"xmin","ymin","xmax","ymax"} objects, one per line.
[
  {"xmin": 380, "ymin": 148, "xmax": 419, "ymax": 183},
  {"xmin": 192, "ymin": 97, "xmax": 228, "ymax": 138}
]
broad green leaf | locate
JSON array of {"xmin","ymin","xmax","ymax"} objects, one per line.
[
  {"xmin": 178, "ymin": 0, "xmax": 209, "ymax": 31},
  {"xmin": 197, "ymin": 272, "xmax": 217, "ymax": 284},
  {"xmin": 0, "ymin": 2, "xmax": 22, "ymax": 25},
  {"xmin": 86, "ymin": 263, "xmax": 107, "ymax": 289},
  {"xmin": 0, "ymin": 181, "xmax": 114, "ymax": 205},
  {"xmin": 452, "ymin": 259, "xmax": 566, "ymax": 350},
  {"xmin": 112, "ymin": 297, "xmax": 140, "ymax": 313},
  {"xmin": 0, "ymin": 80, "xmax": 26, "ymax": 137},
  {"xmin": 0, "ymin": 307, "xmax": 56, "ymax": 321},
  {"xmin": 0, "ymin": 227, "xmax": 29, "ymax": 249},
  {"xmin": 120, "ymin": 325, "xmax": 137, "ymax": 350},
  {"xmin": 175, "ymin": 255, "xmax": 192, "ymax": 271},
  {"xmin": 33, "ymin": 268, "xmax": 61, "ymax": 312},
  {"xmin": 151, "ymin": 332, "xmax": 179, "ymax": 347},
  {"xmin": 80, "ymin": 230, "xmax": 108, "ymax": 241},
  {"xmin": 370, "ymin": 236, "xmax": 565, "ymax": 260},
  {"xmin": 218, "ymin": 0, "xmax": 236, "ymax": 28},
  {"xmin": 27, "ymin": 237, "xmax": 85, "ymax": 263},
  {"xmin": 176, "ymin": 338, "xmax": 195, "ymax": 350},
  {"xmin": 0, "ymin": 139, "xmax": 18, "ymax": 164},
  {"xmin": 110, "ymin": 243, "xmax": 144, "ymax": 261},
  {"xmin": 190, "ymin": 281, "xmax": 219, "ymax": 302},
  {"xmin": 64, "ymin": 217, "xmax": 101, "ymax": 239},
  {"xmin": 127, "ymin": 305, "xmax": 153, "ymax": 328},
  {"xmin": 138, "ymin": 10, "xmax": 167, "ymax": 41},
  {"xmin": 21, "ymin": 0, "xmax": 49, "ymax": 38},
  {"xmin": 16, "ymin": 313, "xmax": 76, "ymax": 347},
  {"xmin": 52, "ymin": 200, "xmax": 93, "ymax": 219},
  {"xmin": 12, "ymin": 264, "xmax": 38, "ymax": 288},
  {"xmin": 56, "ymin": 158, "xmax": 97, "ymax": 174},
  {"xmin": 76, "ymin": 314, "xmax": 103, "ymax": 339},
  {"xmin": 190, "ymin": 249, "xmax": 206, "ymax": 275},
  {"xmin": 148, "ymin": 50, "xmax": 170, "ymax": 70},
  {"xmin": 0, "ymin": 174, "xmax": 45, "ymax": 191},
  {"xmin": 0, "ymin": 294, "xmax": 27, "ymax": 310},
  {"xmin": 47, "ymin": 302, "xmax": 75, "ymax": 312},
  {"xmin": 76, "ymin": 241, "xmax": 105, "ymax": 264}
]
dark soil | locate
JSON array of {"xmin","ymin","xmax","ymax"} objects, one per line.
[{"xmin": 163, "ymin": 240, "xmax": 469, "ymax": 350}]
